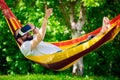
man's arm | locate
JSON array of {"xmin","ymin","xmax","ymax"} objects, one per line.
[{"xmin": 31, "ymin": 8, "xmax": 53, "ymax": 50}]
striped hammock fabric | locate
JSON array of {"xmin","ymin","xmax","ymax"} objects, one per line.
[{"xmin": 0, "ymin": 0, "xmax": 120, "ymax": 71}]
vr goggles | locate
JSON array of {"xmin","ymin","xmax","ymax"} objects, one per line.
[{"xmin": 16, "ymin": 24, "xmax": 33, "ymax": 39}]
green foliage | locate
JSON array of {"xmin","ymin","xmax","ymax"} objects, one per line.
[
  {"xmin": 83, "ymin": 0, "xmax": 120, "ymax": 77},
  {"xmin": 0, "ymin": 0, "xmax": 120, "ymax": 78},
  {"xmin": 0, "ymin": 0, "xmax": 71, "ymax": 75},
  {"xmin": 82, "ymin": 0, "xmax": 106, "ymax": 7}
]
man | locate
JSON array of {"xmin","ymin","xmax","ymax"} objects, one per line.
[
  {"xmin": 15, "ymin": 8, "xmax": 62, "ymax": 57},
  {"xmin": 15, "ymin": 7, "xmax": 110, "ymax": 57}
]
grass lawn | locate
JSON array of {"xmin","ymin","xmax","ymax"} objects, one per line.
[{"xmin": 0, "ymin": 74, "xmax": 119, "ymax": 80}]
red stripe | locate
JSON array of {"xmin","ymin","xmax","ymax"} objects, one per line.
[
  {"xmin": 53, "ymin": 28, "xmax": 101, "ymax": 47},
  {"xmin": 0, "ymin": 0, "xmax": 15, "ymax": 18},
  {"xmin": 42, "ymin": 26, "xmax": 117, "ymax": 70},
  {"xmin": 52, "ymin": 15, "xmax": 120, "ymax": 47},
  {"xmin": 110, "ymin": 15, "xmax": 120, "ymax": 24}
]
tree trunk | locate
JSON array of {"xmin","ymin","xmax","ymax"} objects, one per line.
[
  {"xmin": 59, "ymin": 0, "xmax": 86, "ymax": 76},
  {"xmin": 69, "ymin": 1, "xmax": 86, "ymax": 76}
]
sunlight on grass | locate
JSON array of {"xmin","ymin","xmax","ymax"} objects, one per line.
[{"xmin": 0, "ymin": 74, "xmax": 119, "ymax": 80}]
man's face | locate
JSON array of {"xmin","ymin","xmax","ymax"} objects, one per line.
[{"xmin": 21, "ymin": 32, "xmax": 33, "ymax": 42}]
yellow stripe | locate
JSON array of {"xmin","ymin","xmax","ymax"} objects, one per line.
[
  {"xmin": 5, "ymin": 18, "xmax": 21, "ymax": 48},
  {"xmin": 26, "ymin": 34, "xmax": 104, "ymax": 64},
  {"xmin": 26, "ymin": 23, "xmax": 119, "ymax": 65},
  {"xmin": 10, "ymin": 18, "xmax": 17, "ymax": 31},
  {"xmin": 5, "ymin": 18, "xmax": 14, "ymax": 35},
  {"xmin": 59, "ymin": 25, "xmax": 120, "ymax": 71}
]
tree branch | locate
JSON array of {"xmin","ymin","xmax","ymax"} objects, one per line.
[
  {"xmin": 79, "ymin": 2, "xmax": 86, "ymax": 22},
  {"xmin": 59, "ymin": 0, "xmax": 71, "ymax": 28},
  {"xmin": 69, "ymin": 1, "xmax": 80, "ymax": 31}
]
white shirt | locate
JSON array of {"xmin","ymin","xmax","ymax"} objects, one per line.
[{"xmin": 20, "ymin": 41, "xmax": 62, "ymax": 57}]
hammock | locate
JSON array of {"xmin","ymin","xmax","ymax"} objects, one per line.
[{"xmin": 0, "ymin": 0, "xmax": 120, "ymax": 71}]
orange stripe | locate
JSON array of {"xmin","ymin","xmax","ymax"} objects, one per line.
[
  {"xmin": 51, "ymin": 14, "xmax": 120, "ymax": 47},
  {"xmin": 12, "ymin": 18, "xmax": 20, "ymax": 29},
  {"xmin": 12, "ymin": 18, "xmax": 22, "ymax": 29},
  {"xmin": 10, "ymin": 18, "xmax": 18, "ymax": 31},
  {"xmin": 52, "ymin": 28, "xmax": 101, "ymax": 47},
  {"xmin": 46, "ymin": 25, "xmax": 119, "ymax": 70}
]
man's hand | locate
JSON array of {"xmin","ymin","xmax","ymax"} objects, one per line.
[
  {"xmin": 27, "ymin": 23, "xmax": 35, "ymax": 30},
  {"xmin": 45, "ymin": 8, "xmax": 53, "ymax": 19}
]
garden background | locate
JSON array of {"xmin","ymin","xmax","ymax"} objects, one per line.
[{"xmin": 0, "ymin": 0, "xmax": 120, "ymax": 79}]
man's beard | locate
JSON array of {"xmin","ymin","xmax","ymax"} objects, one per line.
[{"xmin": 24, "ymin": 36, "xmax": 33, "ymax": 41}]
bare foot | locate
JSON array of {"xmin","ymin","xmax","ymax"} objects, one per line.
[{"xmin": 101, "ymin": 17, "xmax": 110, "ymax": 33}]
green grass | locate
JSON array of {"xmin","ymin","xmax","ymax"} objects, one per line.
[{"xmin": 0, "ymin": 74, "xmax": 119, "ymax": 80}]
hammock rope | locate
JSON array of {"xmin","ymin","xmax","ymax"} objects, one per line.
[{"xmin": 0, "ymin": 0, "xmax": 120, "ymax": 71}]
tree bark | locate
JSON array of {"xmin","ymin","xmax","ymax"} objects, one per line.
[
  {"xmin": 69, "ymin": 1, "xmax": 86, "ymax": 76},
  {"xmin": 59, "ymin": 0, "xmax": 86, "ymax": 76}
]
